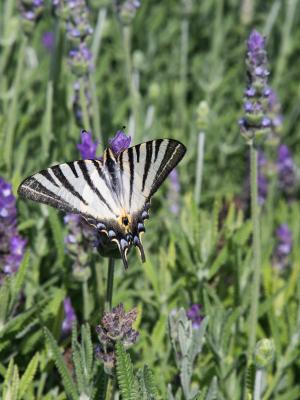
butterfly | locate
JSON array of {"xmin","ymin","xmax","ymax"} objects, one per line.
[{"xmin": 18, "ymin": 139, "xmax": 186, "ymax": 269}]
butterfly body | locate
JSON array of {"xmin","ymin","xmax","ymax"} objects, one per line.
[{"xmin": 18, "ymin": 139, "xmax": 186, "ymax": 269}]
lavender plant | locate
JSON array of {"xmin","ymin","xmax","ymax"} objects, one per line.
[
  {"xmin": 240, "ymin": 30, "xmax": 272, "ymax": 361},
  {"xmin": 0, "ymin": 178, "xmax": 26, "ymax": 280}
]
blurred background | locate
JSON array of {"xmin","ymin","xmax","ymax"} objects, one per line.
[{"xmin": 1, "ymin": 0, "xmax": 300, "ymax": 399}]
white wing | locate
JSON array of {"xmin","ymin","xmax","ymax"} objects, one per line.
[
  {"xmin": 18, "ymin": 160, "xmax": 119, "ymax": 221},
  {"xmin": 118, "ymin": 139, "xmax": 186, "ymax": 213}
]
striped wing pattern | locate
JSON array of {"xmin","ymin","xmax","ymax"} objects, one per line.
[{"xmin": 18, "ymin": 139, "xmax": 186, "ymax": 268}]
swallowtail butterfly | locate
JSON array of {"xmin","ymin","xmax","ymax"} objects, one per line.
[{"xmin": 18, "ymin": 139, "xmax": 186, "ymax": 268}]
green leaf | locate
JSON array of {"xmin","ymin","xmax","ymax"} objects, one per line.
[
  {"xmin": 19, "ymin": 353, "xmax": 39, "ymax": 398},
  {"xmin": 205, "ymin": 376, "xmax": 218, "ymax": 400},
  {"xmin": 44, "ymin": 327, "xmax": 78, "ymax": 400},
  {"xmin": 48, "ymin": 208, "xmax": 65, "ymax": 267},
  {"xmin": 143, "ymin": 365, "xmax": 160, "ymax": 400},
  {"xmin": 116, "ymin": 341, "xmax": 139, "ymax": 400}
]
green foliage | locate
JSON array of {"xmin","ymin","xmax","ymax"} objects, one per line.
[
  {"xmin": 1, "ymin": 0, "xmax": 300, "ymax": 399},
  {"xmin": 116, "ymin": 342, "xmax": 161, "ymax": 400}
]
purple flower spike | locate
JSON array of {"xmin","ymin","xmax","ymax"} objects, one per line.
[
  {"xmin": 77, "ymin": 130, "xmax": 98, "ymax": 159},
  {"xmin": 0, "ymin": 177, "xmax": 26, "ymax": 279},
  {"xmin": 109, "ymin": 130, "xmax": 131, "ymax": 155},
  {"xmin": 240, "ymin": 30, "xmax": 271, "ymax": 143},
  {"xmin": 273, "ymin": 224, "xmax": 292, "ymax": 270},
  {"xmin": 247, "ymin": 30, "xmax": 265, "ymax": 53},
  {"xmin": 62, "ymin": 297, "xmax": 76, "ymax": 335},
  {"xmin": 277, "ymin": 144, "xmax": 295, "ymax": 194},
  {"xmin": 186, "ymin": 304, "xmax": 203, "ymax": 329}
]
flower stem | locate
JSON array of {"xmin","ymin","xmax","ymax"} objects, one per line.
[
  {"xmin": 105, "ymin": 257, "xmax": 115, "ymax": 312},
  {"xmin": 248, "ymin": 144, "xmax": 262, "ymax": 360},
  {"xmin": 194, "ymin": 132, "xmax": 205, "ymax": 206},
  {"xmin": 82, "ymin": 278, "xmax": 90, "ymax": 321},
  {"xmin": 254, "ymin": 369, "xmax": 263, "ymax": 400},
  {"xmin": 4, "ymin": 37, "xmax": 27, "ymax": 173},
  {"xmin": 122, "ymin": 25, "xmax": 140, "ymax": 140}
]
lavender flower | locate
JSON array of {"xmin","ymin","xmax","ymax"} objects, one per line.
[
  {"xmin": 0, "ymin": 178, "xmax": 26, "ymax": 279},
  {"xmin": 55, "ymin": 0, "xmax": 93, "ymax": 123},
  {"xmin": 20, "ymin": 0, "xmax": 44, "ymax": 34},
  {"xmin": 273, "ymin": 224, "xmax": 292, "ymax": 270},
  {"xmin": 95, "ymin": 304, "xmax": 139, "ymax": 372},
  {"xmin": 77, "ymin": 130, "xmax": 98, "ymax": 159},
  {"xmin": 42, "ymin": 31, "xmax": 55, "ymax": 52},
  {"xmin": 62, "ymin": 297, "xmax": 76, "ymax": 335},
  {"xmin": 109, "ymin": 130, "xmax": 131, "ymax": 155},
  {"xmin": 68, "ymin": 43, "xmax": 93, "ymax": 77},
  {"xmin": 240, "ymin": 30, "xmax": 271, "ymax": 145},
  {"xmin": 116, "ymin": 0, "xmax": 141, "ymax": 24},
  {"xmin": 186, "ymin": 304, "xmax": 203, "ymax": 329},
  {"xmin": 277, "ymin": 145, "xmax": 296, "ymax": 195},
  {"xmin": 168, "ymin": 169, "xmax": 180, "ymax": 215}
]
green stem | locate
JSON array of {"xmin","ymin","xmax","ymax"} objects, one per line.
[
  {"xmin": 105, "ymin": 258, "xmax": 115, "ymax": 312},
  {"xmin": 254, "ymin": 369, "xmax": 263, "ymax": 400},
  {"xmin": 194, "ymin": 132, "xmax": 205, "ymax": 206},
  {"xmin": 122, "ymin": 25, "xmax": 140, "ymax": 140},
  {"xmin": 82, "ymin": 278, "xmax": 90, "ymax": 321},
  {"xmin": 89, "ymin": 73, "xmax": 102, "ymax": 149},
  {"xmin": 248, "ymin": 145, "xmax": 262, "ymax": 360},
  {"xmin": 79, "ymin": 78, "xmax": 91, "ymax": 131},
  {"xmin": 4, "ymin": 37, "xmax": 27, "ymax": 173},
  {"xmin": 179, "ymin": 15, "xmax": 189, "ymax": 129}
]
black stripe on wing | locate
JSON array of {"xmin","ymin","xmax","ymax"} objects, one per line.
[
  {"xmin": 128, "ymin": 147, "xmax": 134, "ymax": 207},
  {"xmin": 52, "ymin": 165, "xmax": 88, "ymax": 205},
  {"xmin": 149, "ymin": 139, "xmax": 186, "ymax": 198},
  {"xmin": 142, "ymin": 141, "xmax": 153, "ymax": 191},
  {"xmin": 77, "ymin": 160, "xmax": 115, "ymax": 214},
  {"xmin": 18, "ymin": 176, "xmax": 80, "ymax": 215}
]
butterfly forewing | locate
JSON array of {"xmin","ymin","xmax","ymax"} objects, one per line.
[{"xmin": 18, "ymin": 160, "xmax": 118, "ymax": 221}]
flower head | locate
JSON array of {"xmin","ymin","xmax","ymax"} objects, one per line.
[
  {"xmin": 62, "ymin": 297, "xmax": 76, "ymax": 335},
  {"xmin": 95, "ymin": 304, "xmax": 139, "ymax": 372},
  {"xmin": 20, "ymin": 0, "xmax": 44, "ymax": 35},
  {"xmin": 109, "ymin": 130, "xmax": 131, "ymax": 155},
  {"xmin": 240, "ymin": 30, "xmax": 271, "ymax": 145},
  {"xmin": 186, "ymin": 304, "xmax": 203, "ymax": 329},
  {"xmin": 277, "ymin": 145, "xmax": 295, "ymax": 195},
  {"xmin": 116, "ymin": 0, "xmax": 141, "ymax": 24},
  {"xmin": 68, "ymin": 43, "xmax": 93, "ymax": 77},
  {"xmin": 77, "ymin": 130, "xmax": 98, "ymax": 159}
]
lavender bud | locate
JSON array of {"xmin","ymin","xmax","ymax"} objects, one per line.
[
  {"xmin": 109, "ymin": 130, "xmax": 131, "ymax": 155},
  {"xmin": 186, "ymin": 304, "xmax": 203, "ymax": 330}
]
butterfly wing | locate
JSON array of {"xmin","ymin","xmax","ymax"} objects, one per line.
[
  {"xmin": 18, "ymin": 139, "xmax": 186, "ymax": 269},
  {"xmin": 118, "ymin": 139, "xmax": 186, "ymax": 214},
  {"xmin": 18, "ymin": 160, "xmax": 119, "ymax": 221}
]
